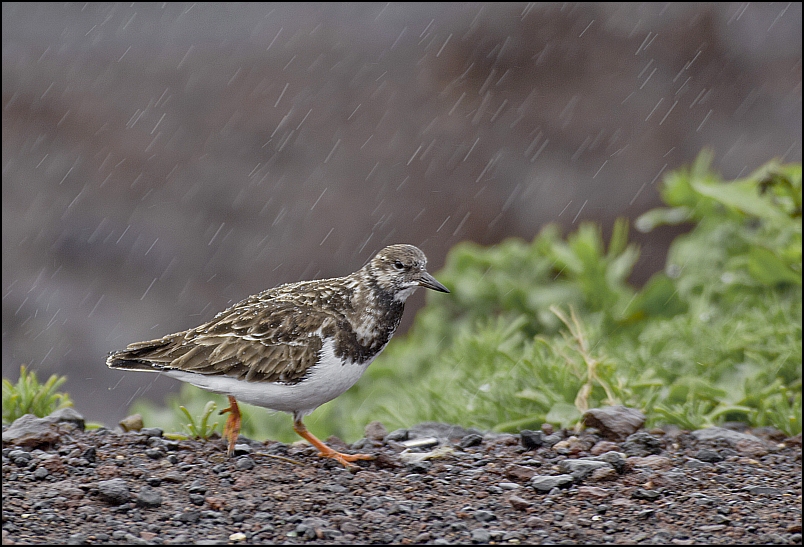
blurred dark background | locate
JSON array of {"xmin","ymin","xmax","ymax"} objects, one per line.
[{"xmin": 3, "ymin": 3, "xmax": 801, "ymax": 426}]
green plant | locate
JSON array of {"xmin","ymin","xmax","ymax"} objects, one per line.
[
  {"xmin": 131, "ymin": 153, "xmax": 802, "ymax": 440},
  {"xmin": 179, "ymin": 401, "xmax": 220, "ymax": 440},
  {"xmin": 347, "ymin": 153, "xmax": 801, "ymax": 437},
  {"xmin": 2, "ymin": 365, "xmax": 73, "ymax": 424},
  {"xmin": 130, "ymin": 381, "xmax": 302, "ymax": 442}
]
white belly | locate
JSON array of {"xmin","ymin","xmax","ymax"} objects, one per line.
[{"xmin": 164, "ymin": 338, "xmax": 375, "ymax": 416}]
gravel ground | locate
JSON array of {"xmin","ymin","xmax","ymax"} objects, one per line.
[{"xmin": 2, "ymin": 412, "xmax": 801, "ymax": 545}]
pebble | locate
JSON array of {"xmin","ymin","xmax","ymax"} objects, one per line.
[
  {"xmin": 530, "ymin": 474, "xmax": 574, "ymax": 492},
  {"xmin": 97, "ymin": 479, "xmax": 131, "ymax": 505},
  {"xmin": 136, "ymin": 486, "xmax": 162, "ymax": 508},
  {"xmin": 622, "ymin": 431, "xmax": 663, "ymax": 456},
  {"xmin": 631, "ymin": 488, "xmax": 661, "ymax": 501},
  {"xmin": 235, "ymin": 457, "xmax": 255, "ymax": 470},
  {"xmin": 558, "ymin": 459, "xmax": 612, "ymax": 480},
  {"xmin": 474, "ymin": 509, "xmax": 497, "ymax": 522},
  {"xmin": 507, "ymin": 495, "xmax": 531, "ymax": 510},
  {"xmin": 470, "ymin": 528, "xmax": 491, "ymax": 543},
  {"xmin": 582, "ymin": 406, "xmax": 645, "ymax": 441}
]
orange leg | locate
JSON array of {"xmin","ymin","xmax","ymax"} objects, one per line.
[
  {"xmin": 219, "ymin": 396, "xmax": 241, "ymax": 456},
  {"xmin": 292, "ymin": 414, "xmax": 375, "ymax": 470}
]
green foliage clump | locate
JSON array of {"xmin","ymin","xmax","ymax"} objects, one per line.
[
  {"xmin": 178, "ymin": 401, "xmax": 220, "ymax": 440},
  {"xmin": 131, "ymin": 153, "xmax": 801, "ymax": 441},
  {"xmin": 2, "ymin": 365, "xmax": 73, "ymax": 424},
  {"xmin": 337, "ymin": 152, "xmax": 801, "ymax": 438}
]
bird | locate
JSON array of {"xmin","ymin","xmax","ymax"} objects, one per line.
[{"xmin": 107, "ymin": 244, "xmax": 449, "ymax": 469}]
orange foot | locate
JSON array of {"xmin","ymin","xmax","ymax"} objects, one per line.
[
  {"xmin": 219, "ymin": 395, "xmax": 241, "ymax": 456},
  {"xmin": 293, "ymin": 416, "xmax": 375, "ymax": 470}
]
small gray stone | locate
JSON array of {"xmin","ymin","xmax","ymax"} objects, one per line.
[
  {"xmin": 46, "ymin": 407, "xmax": 86, "ymax": 429},
  {"xmin": 507, "ymin": 495, "xmax": 531, "ymax": 510},
  {"xmin": 139, "ymin": 427, "xmax": 163, "ymax": 437},
  {"xmin": 144, "ymin": 448, "xmax": 164, "ymax": 459},
  {"xmin": 558, "ymin": 459, "xmax": 613, "ymax": 480},
  {"xmin": 471, "ymin": 528, "xmax": 491, "ymax": 544},
  {"xmin": 582, "ymin": 406, "xmax": 646, "ymax": 441},
  {"xmin": 743, "ymin": 485, "xmax": 780, "ymax": 496},
  {"xmin": 175, "ymin": 510, "xmax": 201, "ymax": 523},
  {"xmin": 459, "ymin": 433, "xmax": 483, "ymax": 448},
  {"xmin": 235, "ymin": 457, "xmax": 255, "ymax": 470},
  {"xmin": 405, "ymin": 460, "xmax": 432, "ymax": 473},
  {"xmin": 589, "ymin": 451, "xmax": 627, "ymax": 473},
  {"xmin": 67, "ymin": 533, "xmax": 88, "ymax": 545},
  {"xmin": 691, "ymin": 427, "xmax": 763, "ymax": 445},
  {"xmin": 622, "ymin": 431, "xmax": 662, "ymax": 457},
  {"xmin": 530, "ymin": 474, "xmax": 574, "ymax": 492},
  {"xmin": 696, "ymin": 448, "xmax": 724, "ymax": 462},
  {"xmin": 520, "ymin": 430, "xmax": 545, "ymax": 449},
  {"xmin": 2, "ymin": 414, "xmax": 61, "ymax": 448},
  {"xmin": 97, "ymin": 479, "xmax": 131, "ymax": 505},
  {"xmin": 364, "ymin": 421, "xmax": 388, "ymax": 441},
  {"xmin": 188, "ymin": 480, "xmax": 207, "ymax": 494},
  {"xmin": 631, "ymin": 488, "xmax": 661, "ymax": 501},
  {"xmin": 385, "ymin": 429, "xmax": 409, "ymax": 442},
  {"xmin": 33, "ymin": 466, "xmax": 49, "ymax": 479},
  {"xmin": 136, "ymin": 486, "xmax": 163, "ymax": 508},
  {"xmin": 474, "ymin": 509, "xmax": 497, "ymax": 522}
]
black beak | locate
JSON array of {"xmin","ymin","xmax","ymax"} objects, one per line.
[{"xmin": 418, "ymin": 271, "xmax": 450, "ymax": 293}]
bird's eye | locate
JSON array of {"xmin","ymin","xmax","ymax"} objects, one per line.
[{"xmin": 393, "ymin": 260, "xmax": 406, "ymax": 270}]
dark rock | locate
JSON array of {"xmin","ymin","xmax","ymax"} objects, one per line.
[
  {"xmin": 136, "ymin": 486, "xmax": 163, "ymax": 508},
  {"xmin": 474, "ymin": 509, "xmax": 496, "ymax": 522},
  {"xmin": 582, "ymin": 406, "xmax": 646, "ymax": 441},
  {"xmin": 364, "ymin": 421, "xmax": 388, "ymax": 441},
  {"xmin": 507, "ymin": 495, "xmax": 531, "ymax": 510},
  {"xmin": 558, "ymin": 459, "xmax": 613, "ymax": 480},
  {"xmin": 2, "ymin": 414, "xmax": 61, "ymax": 448},
  {"xmin": 385, "ymin": 429, "xmax": 409, "ymax": 442},
  {"xmin": 97, "ymin": 479, "xmax": 131, "ymax": 505},
  {"xmin": 47, "ymin": 408, "xmax": 86, "ymax": 430},
  {"xmin": 589, "ymin": 451, "xmax": 627, "ymax": 473},
  {"xmin": 622, "ymin": 431, "xmax": 662, "ymax": 457},
  {"xmin": 692, "ymin": 427, "xmax": 764, "ymax": 445},
  {"xmin": 631, "ymin": 488, "xmax": 661, "ymax": 501},
  {"xmin": 235, "ymin": 457, "xmax": 254, "ymax": 470},
  {"xmin": 405, "ymin": 460, "xmax": 431, "ymax": 473},
  {"xmin": 695, "ymin": 448, "xmax": 724, "ymax": 462},
  {"xmin": 530, "ymin": 474, "xmax": 574, "ymax": 492},
  {"xmin": 471, "ymin": 528, "xmax": 491, "ymax": 543},
  {"xmin": 505, "ymin": 464, "xmax": 538, "ymax": 482},
  {"xmin": 520, "ymin": 430, "xmax": 545, "ymax": 449},
  {"xmin": 33, "ymin": 467, "xmax": 49, "ymax": 479},
  {"xmin": 459, "ymin": 433, "xmax": 483, "ymax": 448},
  {"xmin": 743, "ymin": 486, "xmax": 781, "ymax": 496}
]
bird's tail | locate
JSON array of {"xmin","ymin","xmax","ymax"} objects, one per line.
[{"xmin": 106, "ymin": 338, "xmax": 175, "ymax": 371}]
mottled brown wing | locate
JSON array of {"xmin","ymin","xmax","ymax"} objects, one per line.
[{"xmin": 107, "ymin": 300, "xmax": 336, "ymax": 384}]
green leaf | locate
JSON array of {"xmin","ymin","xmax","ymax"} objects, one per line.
[
  {"xmin": 745, "ymin": 246, "xmax": 802, "ymax": 286},
  {"xmin": 545, "ymin": 402, "xmax": 582, "ymax": 428}
]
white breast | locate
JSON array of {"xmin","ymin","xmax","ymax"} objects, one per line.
[{"xmin": 163, "ymin": 338, "xmax": 375, "ymax": 417}]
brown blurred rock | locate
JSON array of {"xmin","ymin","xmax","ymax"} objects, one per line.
[{"xmin": 583, "ymin": 406, "xmax": 646, "ymax": 441}]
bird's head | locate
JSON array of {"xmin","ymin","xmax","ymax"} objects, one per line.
[{"xmin": 365, "ymin": 244, "xmax": 449, "ymax": 302}]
